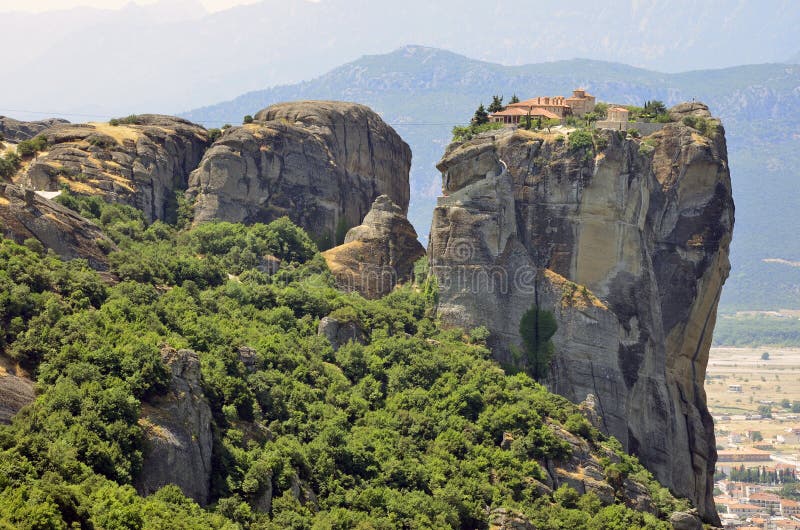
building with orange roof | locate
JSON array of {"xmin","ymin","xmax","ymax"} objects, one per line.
[
  {"xmin": 727, "ymin": 503, "xmax": 762, "ymax": 516},
  {"xmin": 717, "ymin": 448, "xmax": 772, "ymax": 462},
  {"xmin": 489, "ymin": 88, "xmax": 597, "ymax": 126},
  {"xmin": 607, "ymin": 106, "xmax": 630, "ymax": 122},
  {"xmin": 748, "ymin": 491, "xmax": 781, "ymax": 512},
  {"xmin": 565, "ymin": 89, "xmax": 597, "ymax": 116},
  {"xmin": 489, "ymin": 106, "xmax": 560, "ymax": 125},
  {"xmin": 782, "ymin": 498, "xmax": 800, "ymax": 516}
]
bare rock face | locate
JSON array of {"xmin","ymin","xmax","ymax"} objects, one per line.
[
  {"xmin": 136, "ymin": 348, "xmax": 213, "ymax": 505},
  {"xmin": 186, "ymin": 101, "xmax": 411, "ymax": 248},
  {"xmin": 0, "ymin": 116, "xmax": 69, "ymax": 143},
  {"xmin": 669, "ymin": 510, "xmax": 703, "ymax": 530},
  {"xmin": 428, "ymin": 104, "xmax": 733, "ymax": 524},
  {"xmin": 322, "ymin": 195, "xmax": 424, "ymax": 298},
  {"xmin": 0, "ymin": 355, "xmax": 34, "ymax": 424},
  {"xmin": 0, "ymin": 182, "xmax": 114, "ymax": 270},
  {"xmin": 17, "ymin": 115, "xmax": 210, "ymax": 223},
  {"xmin": 318, "ymin": 316, "xmax": 368, "ymax": 350}
]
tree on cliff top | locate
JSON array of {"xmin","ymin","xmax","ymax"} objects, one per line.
[
  {"xmin": 488, "ymin": 95, "xmax": 505, "ymax": 113},
  {"xmin": 472, "ymin": 103, "xmax": 489, "ymax": 125}
]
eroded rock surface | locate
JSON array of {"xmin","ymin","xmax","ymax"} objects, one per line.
[
  {"xmin": 318, "ymin": 316, "xmax": 368, "ymax": 351},
  {"xmin": 0, "ymin": 355, "xmax": 34, "ymax": 424},
  {"xmin": 0, "ymin": 116, "xmax": 69, "ymax": 143},
  {"xmin": 322, "ymin": 195, "xmax": 424, "ymax": 298},
  {"xmin": 187, "ymin": 101, "xmax": 411, "ymax": 247},
  {"xmin": 136, "ymin": 348, "xmax": 213, "ymax": 505},
  {"xmin": 0, "ymin": 182, "xmax": 114, "ymax": 270},
  {"xmin": 17, "ymin": 115, "xmax": 210, "ymax": 222},
  {"xmin": 428, "ymin": 104, "xmax": 733, "ymax": 523}
]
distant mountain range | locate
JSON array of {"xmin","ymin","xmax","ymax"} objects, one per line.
[
  {"xmin": 183, "ymin": 45, "xmax": 800, "ymax": 311},
  {"xmin": 2, "ymin": 0, "xmax": 799, "ymax": 120}
]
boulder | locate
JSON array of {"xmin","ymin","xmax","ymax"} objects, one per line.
[
  {"xmin": 136, "ymin": 348, "xmax": 213, "ymax": 505},
  {"xmin": 428, "ymin": 103, "xmax": 733, "ymax": 524},
  {"xmin": 186, "ymin": 101, "xmax": 411, "ymax": 248},
  {"xmin": 17, "ymin": 115, "xmax": 210, "ymax": 223},
  {"xmin": 669, "ymin": 510, "xmax": 703, "ymax": 530},
  {"xmin": 322, "ymin": 195, "xmax": 424, "ymax": 298},
  {"xmin": 488, "ymin": 508, "xmax": 535, "ymax": 530},
  {"xmin": 318, "ymin": 316, "xmax": 367, "ymax": 351}
]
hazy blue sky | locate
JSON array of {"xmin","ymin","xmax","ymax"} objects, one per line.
[
  {"xmin": 0, "ymin": 0, "xmax": 269, "ymax": 13},
  {"xmin": 0, "ymin": 0, "xmax": 797, "ymax": 120}
]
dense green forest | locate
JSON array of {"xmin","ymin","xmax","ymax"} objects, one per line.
[{"xmin": 0, "ymin": 192, "xmax": 686, "ymax": 529}]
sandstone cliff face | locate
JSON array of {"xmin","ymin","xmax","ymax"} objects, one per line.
[
  {"xmin": 322, "ymin": 195, "xmax": 425, "ymax": 298},
  {"xmin": 186, "ymin": 101, "xmax": 411, "ymax": 248},
  {"xmin": 17, "ymin": 115, "xmax": 209, "ymax": 223},
  {"xmin": 428, "ymin": 104, "xmax": 733, "ymax": 523},
  {"xmin": 136, "ymin": 348, "xmax": 213, "ymax": 505},
  {"xmin": 0, "ymin": 182, "xmax": 114, "ymax": 270}
]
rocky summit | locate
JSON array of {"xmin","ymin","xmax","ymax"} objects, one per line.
[
  {"xmin": 0, "ymin": 116, "xmax": 69, "ymax": 143},
  {"xmin": 186, "ymin": 101, "xmax": 411, "ymax": 248},
  {"xmin": 17, "ymin": 115, "xmax": 210, "ymax": 223},
  {"xmin": 428, "ymin": 103, "xmax": 733, "ymax": 523},
  {"xmin": 322, "ymin": 194, "xmax": 425, "ymax": 298}
]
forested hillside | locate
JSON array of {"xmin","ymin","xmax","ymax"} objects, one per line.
[{"xmin": 0, "ymin": 192, "xmax": 689, "ymax": 529}]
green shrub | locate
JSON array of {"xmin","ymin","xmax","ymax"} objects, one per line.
[
  {"xmin": 451, "ymin": 122, "xmax": 503, "ymax": 142},
  {"xmin": 682, "ymin": 116, "xmax": 718, "ymax": 137},
  {"xmin": 567, "ymin": 129, "xmax": 593, "ymax": 151},
  {"xmin": 207, "ymin": 128, "xmax": 222, "ymax": 143},
  {"xmin": 16, "ymin": 135, "xmax": 48, "ymax": 158},
  {"xmin": 109, "ymin": 115, "xmax": 140, "ymax": 127},
  {"xmin": 564, "ymin": 413, "xmax": 594, "ymax": 440},
  {"xmin": 0, "ymin": 151, "xmax": 21, "ymax": 179}
]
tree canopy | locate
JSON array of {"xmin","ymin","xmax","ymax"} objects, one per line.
[{"xmin": 0, "ymin": 192, "xmax": 686, "ymax": 529}]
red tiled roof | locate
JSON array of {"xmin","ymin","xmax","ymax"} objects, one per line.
[
  {"xmin": 490, "ymin": 107, "xmax": 529, "ymax": 116},
  {"xmin": 729, "ymin": 503, "xmax": 760, "ymax": 510},
  {"xmin": 490, "ymin": 108, "xmax": 561, "ymax": 120},
  {"xmin": 749, "ymin": 492, "xmax": 781, "ymax": 501}
]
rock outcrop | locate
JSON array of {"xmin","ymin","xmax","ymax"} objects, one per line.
[
  {"xmin": 0, "ymin": 116, "xmax": 69, "ymax": 143},
  {"xmin": 318, "ymin": 316, "xmax": 368, "ymax": 351},
  {"xmin": 17, "ymin": 115, "xmax": 210, "ymax": 223},
  {"xmin": 428, "ymin": 104, "xmax": 733, "ymax": 524},
  {"xmin": 186, "ymin": 101, "xmax": 411, "ymax": 248},
  {"xmin": 136, "ymin": 348, "xmax": 213, "ymax": 505},
  {"xmin": 322, "ymin": 195, "xmax": 424, "ymax": 298},
  {"xmin": 0, "ymin": 355, "xmax": 35, "ymax": 424},
  {"xmin": 0, "ymin": 182, "xmax": 115, "ymax": 270}
]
